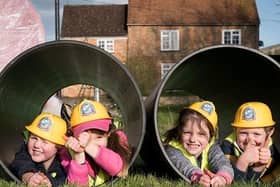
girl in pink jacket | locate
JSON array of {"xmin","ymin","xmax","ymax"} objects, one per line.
[{"xmin": 60, "ymin": 99, "xmax": 131, "ymax": 186}]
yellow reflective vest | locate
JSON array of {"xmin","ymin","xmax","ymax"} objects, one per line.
[
  {"xmin": 168, "ymin": 138, "xmax": 215, "ymax": 170},
  {"xmin": 224, "ymin": 132, "xmax": 280, "ymax": 183},
  {"xmin": 68, "ymin": 149, "xmax": 109, "ymax": 186}
]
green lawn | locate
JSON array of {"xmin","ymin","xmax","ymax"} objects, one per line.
[
  {"xmin": 0, "ymin": 174, "xmax": 277, "ymax": 187},
  {"xmin": 0, "ymin": 104, "xmax": 279, "ymax": 186}
]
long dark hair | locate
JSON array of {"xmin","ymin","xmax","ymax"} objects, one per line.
[
  {"xmin": 163, "ymin": 108, "xmax": 214, "ymax": 145},
  {"xmin": 107, "ymin": 124, "xmax": 132, "ymax": 177}
]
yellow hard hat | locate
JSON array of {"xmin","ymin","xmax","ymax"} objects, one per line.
[
  {"xmin": 187, "ymin": 101, "xmax": 218, "ymax": 131},
  {"xmin": 232, "ymin": 102, "xmax": 275, "ymax": 128},
  {"xmin": 70, "ymin": 99, "xmax": 112, "ymax": 137},
  {"xmin": 25, "ymin": 113, "xmax": 67, "ymax": 145}
]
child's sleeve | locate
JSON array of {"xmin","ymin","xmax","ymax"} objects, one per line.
[
  {"xmin": 94, "ymin": 146, "xmax": 123, "ymax": 176},
  {"xmin": 208, "ymin": 143, "xmax": 234, "ymax": 184},
  {"xmin": 9, "ymin": 143, "xmax": 38, "ymax": 180},
  {"xmin": 164, "ymin": 145, "xmax": 201, "ymax": 180},
  {"xmin": 59, "ymin": 148, "xmax": 90, "ymax": 186},
  {"xmin": 67, "ymin": 160, "xmax": 90, "ymax": 185}
]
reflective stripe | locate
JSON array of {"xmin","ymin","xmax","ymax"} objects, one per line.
[
  {"xmin": 68, "ymin": 150, "xmax": 109, "ymax": 186},
  {"xmin": 224, "ymin": 132, "xmax": 275, "ymax": 182},
  {"xmin": 83, "ymin": 168, "xmax": 108, "ymax": 186},
  {"xmin": 168, "ymin": 138, "xmax": 215, "ymax": 169},
  {"xmin": 94, "ymin": 169, "xmax": 108, "ymax": 186}
]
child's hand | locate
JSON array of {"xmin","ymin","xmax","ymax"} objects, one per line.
[
  {"xmin": 210, "ymin": 175, "xmax": 227, "ymax": 187},
  {"xmin": 199, "ymin": 173, "xmax": 211, "ymax": 187},
  {"xmin": 65, "ymin": 136, "xmax": 84, "ymax": 153},
  {"xmin": 201, "ymin": 169, "xmax": 228, "ymax": 187},
  {"xmin": 258, "ymin": 147, "xmax": 271, "ymax": 164},
  {"xmin": 38, "ymin": 172, "xmax": 52, "ymax": 187},
  {"xmin": 241, "ymin": 139, "xmax": 260, "ymax": 165},
  {"xmin": 252, "ymin": 147, "xmax": 272, "ymax": 172},
  {"xmin": 24, "ymin": 172, "xmax": 51, "ymax": 187},
  {"xmin": 77, "ymin": 132, "xmax": 90, "ymax": 148}
]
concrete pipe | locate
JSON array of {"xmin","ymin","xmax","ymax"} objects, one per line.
[
  {"xmin": 141, "ymin": 45, "xmax": 280, "ymax": 181},
  {"xmin": 0, "ymin": 40, "xmax": 145, "ymax": 182}
]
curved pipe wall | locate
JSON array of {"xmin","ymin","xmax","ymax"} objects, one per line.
[
  {"xmin": 0, "ymin": 40, "xmax": 145, "ymax": 181},
  {"xmin": 141, "ymin": 45, "xmax": 280, "ymax": 181}
]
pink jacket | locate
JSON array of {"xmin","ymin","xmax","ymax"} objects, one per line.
[{"xmin": 60, "ymin": 146, "xmax": 123, "ymax": 186}]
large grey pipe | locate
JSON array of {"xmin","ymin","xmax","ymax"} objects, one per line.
[
  {"xmin": 0, "ymin": 40, "xmax": 145, "ymax": 181},
  {"xmin": 141, "ymin": 45, "xmax": 280, "ymax": 181}
]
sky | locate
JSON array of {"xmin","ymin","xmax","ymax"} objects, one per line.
[{"xmin": 31, "ymin": 0, "xmax": 280, "ymax": 48}]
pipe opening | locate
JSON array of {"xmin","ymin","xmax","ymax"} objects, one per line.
[
  {"xmin": 0, "ymin": 40, "xmax": 145, "ymax": 184},
  {"xmin": 141, "ymin": 45, "xmax": 280, "ymax": 182}
]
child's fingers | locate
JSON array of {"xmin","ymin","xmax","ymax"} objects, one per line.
[
  {"xmin": 199, "ymin": 174, "xmax": 211, "ymax": 187},
  {"xmin": 203, "ymin": 168, "xmax": 215, "ymax": 179},
  {"xmin": 211, "ymin": 176, "xmax": 227, "ymax": 187},
  {"xmin": 259, "ymin": 148, "xmax": 272, "ymax": 164},
  {"xmin": 29, "ymin": 173, "xmax": 44, "ymax": 186}
]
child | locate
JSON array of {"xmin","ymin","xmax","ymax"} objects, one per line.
[
  {"xmin": 10, "ymin": 113, "xmax": 67, "ymax": 187},
  {"xmin": 221, "ymin": 101, "xmax": 280, "ymax": 183},
  {"xmin": 163, "ymin": 101, "xmax": 234, "ymax": 187},
  {"xmin": 61, "ymin": 99, "xmax": 131, "ymax": 186}
]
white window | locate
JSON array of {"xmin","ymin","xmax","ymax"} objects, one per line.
[
  {"xmin": 97, "ymin": 39, "xmax": 114, "ymax": 53},
  {"xmin": 161, "ymin": 30, "xmax": 179, "ymax": 51},
  {"xmin": 222, "ymin": 30, "xmax": 241, "ymax": 45},
  {"xmin": 161, "ymin": 63, "xmax": 175, "ymax": 78}
]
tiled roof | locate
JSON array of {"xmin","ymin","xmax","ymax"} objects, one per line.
[
  {"xmin": 61, "ymin": 5, "xmax": 127, "ymax": 37},
  {"xmin": 128, "ymin": 0, "xmax": 259, "ymax": 25},
  {"xmin": 261, "ymin": 44, "xmax": 280, "ymax": 55}
]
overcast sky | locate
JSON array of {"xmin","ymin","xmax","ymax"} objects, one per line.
[{"xmin": 31, "ymin": 0, "xmax": 280, "ymax": 48}]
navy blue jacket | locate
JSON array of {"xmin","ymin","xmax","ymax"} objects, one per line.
[{"xmin": 9, "ymin": 143, "xmax": 66, "ymax": 187}]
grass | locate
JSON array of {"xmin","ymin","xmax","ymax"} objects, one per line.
[
  {"xmin": 1, "ymin": 174, "xmax": 278, "ymax": 187},
  {"xmin": 1, "ymin": 103, "xmax": 279, "ymax": 186},
  {"xmin": 157, "ymin": 104, "xmax": 183, "ymax": 136}
]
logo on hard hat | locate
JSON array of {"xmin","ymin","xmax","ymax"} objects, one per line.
[
  {"xmin": 242, "ymin": 107, "xmax": 256, "ymax": 121},
  {"xmin": 201, "ymin": 102, "xmax": 213, "ymax": 115},
  {"xmin": 38, "ymin": 117, "xmax": 52, "ymax": 131},
  {"xmin": 81, "ymin": 102, "xmax": 95, "ymax": 116}
]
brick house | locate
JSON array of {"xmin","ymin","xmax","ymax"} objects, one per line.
[
  {"xmin": 61, "ymin": 0, "xmax": 260, "ymax": 95},
  {"xmin": 260, "ymin": 44, "xmax": 280, "ymax": 64},
  {"xmin": 61, "ymin": 4, "xmax": 128, "ymax": 64},
  {"xmin": 61, "ymin": 5, "xmax": 128, "ymax": 97}
]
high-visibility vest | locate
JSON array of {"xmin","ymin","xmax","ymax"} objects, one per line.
[
  {"xmin": 168, "ymin": 138, "xmax": 215, "ymax": 170},
  {"xmin": 224, "ymin": 132, "xmax": 280, "ymax": 183},
  {"xmin": 68, "ymin": 149, "xmax": 109, "ymax": 186}
]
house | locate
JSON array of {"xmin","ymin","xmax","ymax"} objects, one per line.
[
  {"xmin": 61, "ymin": 5, "xmax": 128, "ymax": 98},
  {"xmin": 61, "ymin": 4, "xmax": 128, "ymax": 64},
  {"xmin": 61, "ymin": 0, "xmax": 260, "ymax": 95},
  {"xmin": 260, "ymin": 44, "xmax": 280, "ymax": 64}
]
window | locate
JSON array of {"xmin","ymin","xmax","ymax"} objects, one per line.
[
  {"xmin": 222, "ymin": 30, "xmax": 241, "ymax": 45},
  {"xmin": 161, "ymin": 30, "xmax": 179, "ymax": 51},
  {"xmin": 97, "ymin": 39, "xmax": 114, "ymax": 53},
  {"xmin": 161, "ymin": 63, "xmax": 175, "ymax": 78}
]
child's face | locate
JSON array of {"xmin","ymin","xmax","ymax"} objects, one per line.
[
  {"xmin": 87, "ymin": 129, "xmax": 109, "ymax": 147},
  {"xmin": 236, "ymin": 128, "xmax": 268, "ymax": 150},
  {"xmin": 27, "ymin": 134, "xmax": 58, "ymax": 163},
  {"xmin": 180, "ymin": 120, "xmax": 210, "ymax": 158}
]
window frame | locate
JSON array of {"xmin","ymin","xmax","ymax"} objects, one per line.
[
  {"xmin": 160, "ymin": 63, "xmax": 175, "ymax": 79},
  {"xmin": 222, "ymin": 29, "xmax": 241, "ymax": 45},
  {"xmin": 160, "ymin": 30, "xmax": 180, "ymax": 51},
  {"xmin": 96, "ymin": 38, "xmax": 115, "ymax": 53}
]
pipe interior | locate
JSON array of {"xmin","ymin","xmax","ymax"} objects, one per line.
[
  {"xmin": 142, "ymin": 45, "xmax": 280, "ymax": 181},
  {"xmin": 0, "ymin": 40, "xmax": 145, "ymax": 179}
]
